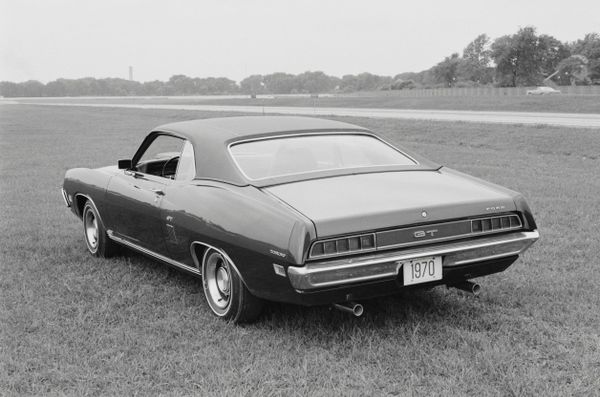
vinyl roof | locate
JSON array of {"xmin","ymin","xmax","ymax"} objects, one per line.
[
  {"xmin": 150, "ymin": 116, "xmax": 438, "ymax": 187},
  {"xmin": 155, "ymin": 116, "xmax": 369, "ymax": 143},
  {"xmin": 153, "ymin": 116, "xmax": 371, "ymax": 186}
]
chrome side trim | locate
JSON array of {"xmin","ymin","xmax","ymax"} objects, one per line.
[
  {"xmin": 287, "ymin": 230, "xmax": 539, "ymax": 290},
  {"xmin": 107, "ymin": 230, "xmax": 200, "ymax": 276}
]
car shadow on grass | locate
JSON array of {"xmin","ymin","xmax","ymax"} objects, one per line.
[
  {"xmin": 261, "ymin": 288, "xmax": 483, "ymax": 327},
  {"xmin": 119, "ymin": 249, "xmax": 488, "ymax": 336}
]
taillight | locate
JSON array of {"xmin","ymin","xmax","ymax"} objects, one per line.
[{"xmin": 310, "ymin": 233, "xmax": 376, "ymax": 259}]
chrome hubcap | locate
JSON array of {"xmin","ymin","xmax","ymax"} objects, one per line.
[
  {"xmin": 216, "ymin": 267, "xmax": 230, "ymax": 295},
  {"xmin": 204, "ymin": 251, "xmax": 232, "ymax": 314},
  {"xmin": 84, "ymin": 210, "xmax": 99, "ymax": 250}
]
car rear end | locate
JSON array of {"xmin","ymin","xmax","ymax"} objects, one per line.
[
  {"xmin": 229, "ymin": 128, "xmax": 539, "ymax": 306},
  {"xmin": 269, "ymin": 171, "xmax": 539, "ymax": 306},
  {"xmin": 286, "ymin": 213, "xmax": 538, "ymax": 301}
]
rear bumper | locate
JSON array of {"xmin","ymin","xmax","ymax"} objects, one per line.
[{"xmin": 287, "ymin": 230, "xmax": 539, "ymax": 291}]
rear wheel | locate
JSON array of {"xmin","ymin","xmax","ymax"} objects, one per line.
[
  {"xmin": 82, "ymin": 200, "xmax": 117, "ymax": 258},
  {"xmin": 202, "ymin": 248, "xmax": 263, "ymax": 323}
]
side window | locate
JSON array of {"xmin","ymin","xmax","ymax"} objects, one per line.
[
  {"xmin": 136, "ymin": 135, "xmax": 184, "ymax": 178},
  {"xmin": 176, "ymin": 141, "xmax": 196, "ymax": 181}
]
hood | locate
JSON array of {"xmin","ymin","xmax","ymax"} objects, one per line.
[{"xmin": 265, "ymin": 169, "xmax": 518, "ymax": 237}]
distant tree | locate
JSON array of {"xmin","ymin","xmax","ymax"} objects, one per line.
[
  {"xmin": 0, "ymin": 81, "xmax": 22, "ymax": 97},
  {"xmin": 431, "ymin": 53, "xmax": 462, "ymax": 86},
  {"xmin": 391, "ymin": 79, "xmax": 416, "ymax": 90},
  {"xmin": 570, "ymin": 33, "xmax": 600, "ymax": 82},
  {"xmin": 18, "ymin": 80, "xmax": 45, "ymax": 96},
  {"xmin": 45, "ymin": 79, "xmax": 67, "ymax": 96},
  {"xmin": 491, "ymin": 27, "xmax": 569, "ymax": 86},
  {"xmin": 394, "ymin": 71, "xmax": 432, "ymax": 87},
  {"xmin": 340, "ymin": 73, "xmax": 390, "ymax": 91},
  {"xmin": 262, "ymin": 73, "xmax": 296, "ymax": 94},
  {"xmin": 356, "ymin": 73, "xmax": 392, "ymax": 91},
  {"xmin": 329, "ymin": 75, "xmax": 342, "ymax": 91},
  {"xmin": 167, "ymin": 75, "xmax": 195, "ymax": 95},
  {"xmin": 548, "ymin": 55, "xmax": 590, "ymax": 85},
  {"xmin": 492, "ymin": 27, "xmax": 539, "ymax": 86},
  {"xmin": 459, "ymin": 34, "xmax": 493, "ymax": 84},
  {"xmin": 142, "ymin": 80, "xmax": 167, "ymax": 95},
  {"xmin": 463, "ymin": 34, "xmax": 492, "ymax": 65},
  {"xmin": 294, "ymin": 71, "xmax": 335, "ymax": 93},
  {"xmin": 490, "ymin": 35, "xmax": 517, "ymax": 86},
  {"xmin": 339, "ymin": 74, "xmax": 358, "ymax": 92},
  {"xmin": 537, "ymin": 34, "xmax": 570, "ymax": 78},
  {"xmin": 240, "ymin": 75, "xmax": 264, "ymax": 95},
  {"xmin": 194, "ymin": 77, "xmax": 238, "ymax": 94}
]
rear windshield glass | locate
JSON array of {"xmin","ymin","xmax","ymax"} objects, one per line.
[{"xmin": 229, "ymin": 134, "xmax": 416, "ymax": 180}]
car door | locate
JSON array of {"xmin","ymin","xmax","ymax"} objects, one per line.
[
  {"xmin": 159, "ymin": 140, "xmax": 201, "ymax": 267},
  {"xmin": 104, "ymin": 133, "xmax": 185, "ymax": 255}
]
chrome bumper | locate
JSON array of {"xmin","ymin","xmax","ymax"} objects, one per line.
[{"xmin": 287, "ymin": 230, "xmax": 539, "ymax": 290}]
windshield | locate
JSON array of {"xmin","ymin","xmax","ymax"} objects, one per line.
[{"xmin": 229, "ymin": 134, "xmax": 417, "ymax": 180}]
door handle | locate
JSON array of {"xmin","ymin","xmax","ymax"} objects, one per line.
[
  {"xmin": 151, "ymin": 188, "xmax": 165, "ymax": 196},
  {"xmin": 125, "ymin": 170, "xmax": 144, "ymax": 179}
]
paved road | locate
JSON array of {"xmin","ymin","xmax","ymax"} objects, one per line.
[{"xmin": 6, "ymin": 101, "xmax": 600, "ymax": 128}]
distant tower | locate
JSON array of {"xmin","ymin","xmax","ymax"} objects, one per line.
[{"xmin": 128, "ymin": 66, "xmax": 133, "ymax": 81}]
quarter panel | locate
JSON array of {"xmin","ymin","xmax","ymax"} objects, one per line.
[{"xmin": 159, "ymin": 182, "xmax": 315, "ymax": 298}]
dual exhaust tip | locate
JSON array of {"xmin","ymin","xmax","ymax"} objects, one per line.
[
  {"xmin": 332, "ymin": 301, "xmax": 364, "ymax": 317},
  {"xmin": 451, "ymin": 280, "xmax": 481, "ymax": 296},
  {"xmin": 332, "ymin": 280, "xmax": 480, "ymax": 317}
]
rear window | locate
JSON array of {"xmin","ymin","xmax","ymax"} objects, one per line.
[{"xmin": 229, "ymin": 134, "xmax": 416, "ymax": 180}]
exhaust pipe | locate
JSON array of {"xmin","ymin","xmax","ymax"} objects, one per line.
[
  {"xmin": 333, "ymin": 301, "xmax": 364, "ymax": 317},
  {"xmin": 451, "ymin": 281, "xmax": 481, "ymax": 296}
]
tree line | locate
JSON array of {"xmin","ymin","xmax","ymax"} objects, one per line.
[
  {"xmin": 1, "ymin": 27, "xmax": 598, "ymax": 97},
  {"xmin": 408, "ymin": 28, "xmax": 600, "ymax": 88}
]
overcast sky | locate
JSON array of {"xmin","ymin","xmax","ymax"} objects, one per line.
[{"xmin": 1, "ymin": 0, "xmax": 599, "ymax": 83}]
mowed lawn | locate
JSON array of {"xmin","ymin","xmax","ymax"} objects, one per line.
[{"xmin": 1, "ymin": 105, "xmax": 599, "ymax": 396}]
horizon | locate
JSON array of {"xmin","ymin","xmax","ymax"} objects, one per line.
[{"xmin": 2, "ymin": 0, "xmax": 599, "ymax": 84}]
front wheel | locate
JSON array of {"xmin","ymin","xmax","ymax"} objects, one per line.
[
  {"xmin": 202, "ymin": 248, "xmax": 263, "ymax": 323},
  {"xmin": 82, "ymin": 200, "xmax": 117, "ymax": 258}
]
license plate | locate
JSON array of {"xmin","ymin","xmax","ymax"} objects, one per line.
[{"xmin": 401, "ymin": 256, "xmax": 442, "ymax": 286}]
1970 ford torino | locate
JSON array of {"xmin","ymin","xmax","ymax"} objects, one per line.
[{"xmin": 62, "ymin": 116, "xmax": 539, "ymax": 322}]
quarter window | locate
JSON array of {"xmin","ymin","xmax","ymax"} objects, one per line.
[{"xmin": 176, "ymin": 141, "xmax": 196, "ymax": 181}]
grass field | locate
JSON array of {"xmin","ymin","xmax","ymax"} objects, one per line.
[
  {"xmin": 1, "ymin": 104, "xmax": 599, "ymax": 395},
  {"xmin": 11, "ymin": 93, "xmax": 600, "ymax": 114}
]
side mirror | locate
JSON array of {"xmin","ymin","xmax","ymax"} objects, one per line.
[{"xmin": 118, "ymin": 159, "xmax": 132, "ymax": 169}]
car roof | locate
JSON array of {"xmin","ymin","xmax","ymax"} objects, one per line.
[
  {"xmin": 152, "ymin": 116, "xmax": 372, "ymax": 186},
  {"xmin": 149, "ymin": 116, "xmax": 438, "ymax": 187},
  {"xmin": 155, "ymin": 116, "xmax": 369, "ymax": 143}
]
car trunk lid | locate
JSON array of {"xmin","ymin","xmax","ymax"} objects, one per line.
[{"xmin": 264, "ymin": 170, "xmax": 517, "ymax": 237}]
